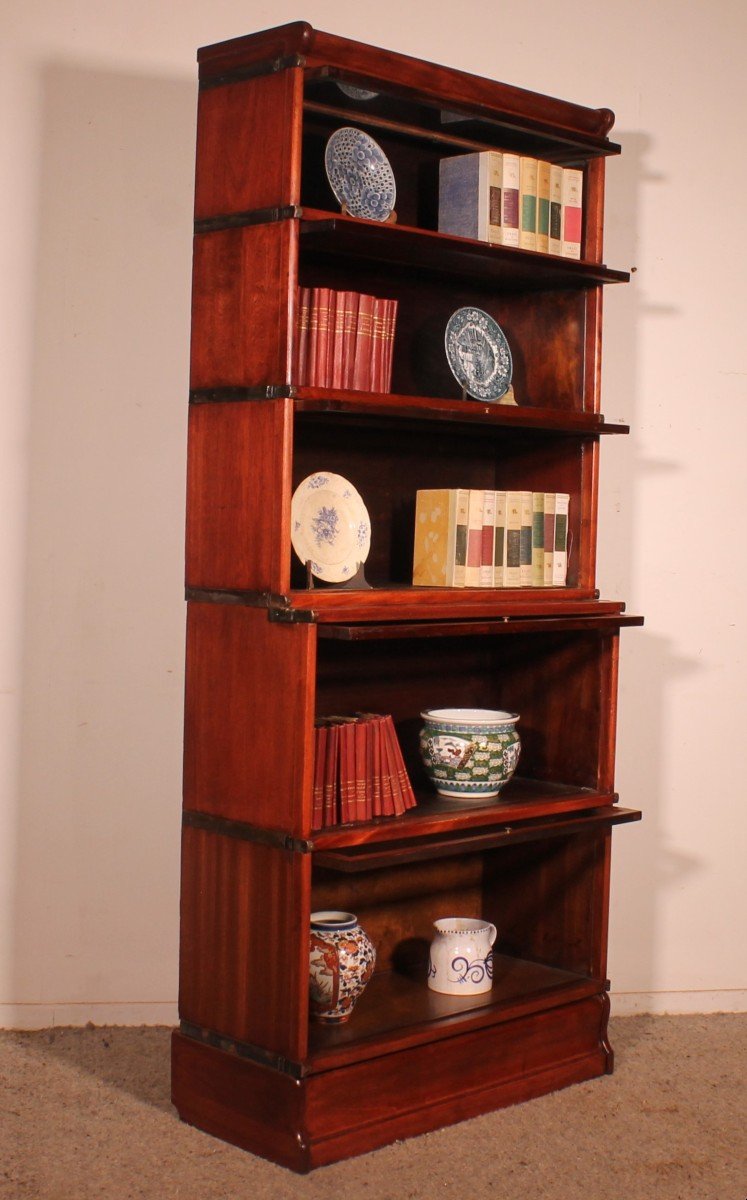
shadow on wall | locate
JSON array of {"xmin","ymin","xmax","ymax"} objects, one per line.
[
  {"xmin": 12, "ymin": 61, "xmax": 196, "ymax": 1020},
  {"xmin": 602, "ymin": 132, "xmax": 703, "ymax": 1018}
]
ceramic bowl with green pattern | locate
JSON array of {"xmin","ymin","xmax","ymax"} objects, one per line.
[{"xmin": 419, "ymin": 708, "xmax": 520, "ymax": 800}]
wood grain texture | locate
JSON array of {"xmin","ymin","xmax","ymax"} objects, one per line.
[
  {"xmin": 194, "ymin": 69, "xmax": 303, "ymax": 219},
  {"xmin": 198, "ymin": 24, "xmax": 618, "ymax": 149},
  {"xmin": 178, "ymin": 826, "xmax": 311, "ymax": 1061},
  {"xmin": 186, "ymin": 399, "xmax": 293, "ymax": 592},
  {"xmin": 190, "ymin": 221, "xmax": 297, "ymax": 389},
  {"xmin": 173, "ymin": 992, "xmax": 612, "ymax": 1171},
  {"xmin": 183, "ymin": 602, "xmax": 316, "ymax": 833}
]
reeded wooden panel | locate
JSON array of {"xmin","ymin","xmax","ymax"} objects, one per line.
[
  {"xmin": 190, "ymin": 221, "xmax": 297, "ymax": 389},
  {"xmin": 195, "ymin": 69, "xmax": 303, "ymax": 219},
  {"xmin": 178, "ymin": 827, "xmax": 311, "ymax": 1060},
  {"xmin": 183, "ymin": 603, "xmax": 316, "ymax": 834},
  {"xmin": 186, "ymin": 399, "xmax": 292, "ymax": 593}
]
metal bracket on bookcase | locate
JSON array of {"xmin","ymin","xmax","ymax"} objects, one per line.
[
  {"xmin": 199, "ymin": 53, "xmax": 307, "ymax": 91},
  {"xmin": 180, "ymin": 1021, "xmax": 306, "ymax": 1080},
  {"xmin": 189, "ymin": 385, "xmax": 296, "ymax": 404},
  {"xmin": 194, "ymin": 206, "xmax": 303, "ymax": 234},
  {"xmin": 183, "ymin": 809, "xmax": 314, "ymax": 855}
]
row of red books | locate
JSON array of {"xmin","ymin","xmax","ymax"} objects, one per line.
[
  {"xmin": 296, "ymin": 287, "xmax": 398, "ymax": 394},
  {"xmin": 312, "ymin": 713, "xmax": 417, "ymax": 830}
]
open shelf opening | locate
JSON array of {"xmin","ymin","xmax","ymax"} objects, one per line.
[
  {"xmin": 308, "ymin": 830, "xmax": 610, "ymax": 1066},
  {"xmin": 314, "ymin": 625, "xmax": 616, "ymax": 800}
]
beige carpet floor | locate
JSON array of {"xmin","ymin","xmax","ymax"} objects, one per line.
[{"xmin": 2, "ymin": 1015, "xmax": 745, "ymax": 1198}]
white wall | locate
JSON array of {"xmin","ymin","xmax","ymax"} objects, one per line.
[{"xmin": 1, "ymin": 0, "xmax": 745, "ymax": 1027}]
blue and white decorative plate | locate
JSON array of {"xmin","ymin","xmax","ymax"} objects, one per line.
[
  {"xmin": 444, "ymin": 307, "xmax": 513, "ymax": 402},
  {"xmin": 324, "ymin": 127, "xmax": 396, "ymax": 222},
  {"xmin": 336, "ymin": 82, "xmax": 379, "ymax": 102},
  {"xmin": 291, "ymin": 472, "xmax": 371, "ymax": 583}
]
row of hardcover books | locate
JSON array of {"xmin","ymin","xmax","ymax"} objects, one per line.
[
  {"xmin": 413, "ymin": 488, "xmax": 570, "ymax": 589},
  {"xmin": 295, "ymin": 287, "xmax": 398, "ymax": 393},
  {"xmin": 312, "ymin": 713, "xmax": 417, "ymax": 830},
  {"xmin": 439, "ymin": 152, "xmax": 584, "ymax": 259}
]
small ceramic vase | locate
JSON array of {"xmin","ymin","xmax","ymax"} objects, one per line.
[
  {"xmin": 309, "ymin": 911, "xmax": 376, "ymax": 1023},
  {"xmin": 427, "ymin": 916, "xmax": 497, "ymax": 996},
  {"xmin": 420, "ymin": 707, "xmax": 520, "ymax": 800}
]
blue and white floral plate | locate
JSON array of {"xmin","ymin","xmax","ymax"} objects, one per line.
[
  {"xmin": 291, "ymin": 472, "xmax": 371, "ymax": 583},
  {"xmin": 444, "ymin": 307, "xmax": 513, "ymax": 401},
  {"xmin": 324, "ymin": 127, "xmax": 396, "ymax": 221}
]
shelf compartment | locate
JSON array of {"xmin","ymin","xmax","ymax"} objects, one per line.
[
  {"xmin": 307, "ymin": 953, "xmax": 602, "ymax": 1072},
  {"xmin": 300, "ymin": 210, "xmax": 629, "ymax": 290},
  {"xmin": 313, "ymin": 805, "xmax": 640, "ymax": 869},
  {"xmin": 293, "ymin": 388, "xmax": 629, "ymax": 435}
]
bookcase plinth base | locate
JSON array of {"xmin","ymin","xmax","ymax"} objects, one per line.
[{"xmin": 171, "ymin": 993, "xmax": 613, "ymax": 1172}]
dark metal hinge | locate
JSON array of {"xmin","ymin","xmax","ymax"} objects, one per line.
[
  {"xmin": 199, "ymin": 53, "xmax": 306, "ymax": 90},
  {"xmin": 194, "ymin": 206, "xmax": 302, "ymax": 234},
  {"xmin": 189, "ymin": 385, "xmax": 295, "ymax": 404}
]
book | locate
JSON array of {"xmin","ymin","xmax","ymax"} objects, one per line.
[
  {"xmin": 312, "ymin": 722, "xmax": 327, "ymax": 830},
  {"xmin": 505, "ymin": 492, "xmax": 523, "ymax": 586},
  {"xmin": 561, "ymin": 168, "xmax": 583, "ymax": 259},
  {"xmin": 552, "ymin": 493, "xmax": 570, "ymax": 585},
  {"xmin": 519, "ymin": 157, "xmax": 538, "ymax": 252},
  {"xmin": 412, "ymin": 488, "xmax": 464, "ymax": 587},
  {"xmin": 519, "ymin": 490, "xmax": 534, "ymax": 586},
  {"xmin": 371, "ymin": 297, "xmax": 388, "ymax": 393},
  {"xmin": 452, "ymin": 488, "xmax": 470, "ymax": 588},
  {"xmin": 543, "ymin": 493, "xmax": 556, "ymax": 585},
  {"xmin": 384, "ymin": 298, "xmax": 398, "ymax": 391},
  {"xmin": 438, "ymin": 151, "xmax": 502, "ymax": 244},
  {"xmin": 313, "ymin": 287, "xmax": 332, "ymax": 387},
  {"xmin": 493, "ymin": 490, "xmax": 507, "ymax": 586},
  {"xmin": 296, "ymin": 286, "xmax": 311, "ymax": 385},
  {"xmin": 480, "ymin": 490, "xmax": 496, "ymax": 587},
  {"xmin": 500, "ymin": 154, "xmax": 521, "ymax": 247},
  {"xmin": 532, "ymin": 491, "xmax": 545, "ymax": 586},
  {"xmin": 536, "ymin": 160, "xmax": 551, "ymax": 254},
  {"xmin": 465, "ymin": 490, "xmax": 485, "ymax": 588},
  {"xmin": 341, "ymin": 291, "xmax": 361, "ymax": 390},
  {"xmin": 330, "ymin": 290, "xmax": 346, "ymax": 390},
  {"xmin": 549, "ymin": 165, "xmax": 563, "ymax": 255},
  {"xmin": 352, "ymin": 293, "xmax": 375, "ymax": 391},
  {"xmin": 323, "ymin": 720, "xmax": 339, "ymax": 828}
]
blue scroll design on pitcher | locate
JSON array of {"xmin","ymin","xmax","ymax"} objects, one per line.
[{"xmin": 451, "ymin": 954, "xmax": 493, "ymax": 985}]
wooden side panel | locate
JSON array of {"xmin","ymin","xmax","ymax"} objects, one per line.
[
  {"xmin": 190, "ymin": 221, "xmax": 297, "ymax": 389},
  {"xmin": 186, "ymin": 399, "xmax": 292, "ymax": 592},
  {"xmin": 194, "ymin": 69, "xmax": 303, "ymax": 219},
  {"xmin": 183, "ymin": 603, "xmax": 316, "ymax": 834},
  {"xmin": 172, "ymin": 1032, "xmax": 309, "ymax": 1172},
  {"xmin": 178, "ymin": 828, "xmax": 311, "ymax": 1060},
  {"xmin": 484, "ymin": 832, "xmax": 611, "ymax": 978}
]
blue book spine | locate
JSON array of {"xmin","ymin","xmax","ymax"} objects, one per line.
[{"xmin": 438, "ymin": 154, "xmax": 480, "ymax": 240}]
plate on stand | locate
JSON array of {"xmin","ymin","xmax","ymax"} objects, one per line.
[
  {"xmin": 324, "ymin": 127, "xmax": 396, "ymax": 222},
  {"xmin": 444, "ymin": 307, "xmax": 513, "ymax": 401},
  {"xmin": 291, "ymin": 472, "xmax": 371, "ymax": 583}
]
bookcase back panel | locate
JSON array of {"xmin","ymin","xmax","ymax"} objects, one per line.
[
  {"xmin": 195, "ymin": 69, "xmax": 303, "ymax": 219},
  {"xmin": 315, "ymin": 629, "xmax": 617, "ymax": 792},
  {"xmin": 291, "ymin": 418, "xmax": 589, "ymax": 588},
  {"xmin": 312, "ymin": 828, "xmax": 610, "ymax": 979},
  {"xmin": 296, "ymin": 259, "xmax": 588, "ymax": 409}
]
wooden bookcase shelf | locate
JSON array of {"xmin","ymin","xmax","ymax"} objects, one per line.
[
  {"xmin": 299, "ymin": 210, "xmax": 630, "ymax": 289},
  {"xmin": 174, "ymin": 22, "xmax": 643, "ymax": 1172}
]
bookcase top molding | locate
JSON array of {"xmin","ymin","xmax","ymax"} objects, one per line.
[{"xmin": 197, "ymin": 21, "xmax": 618, "ymax": 153}]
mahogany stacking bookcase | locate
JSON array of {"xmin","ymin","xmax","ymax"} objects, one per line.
[{"xmin": 173, "ymin": 21, "xmax": 643, "ymax": 1171}]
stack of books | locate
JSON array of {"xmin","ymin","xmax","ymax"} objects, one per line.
[
  {"xmin": 295, "ymin": 287, "xmax": 398, "ymax": 392},
  {"xmin": 412, "ymin": 488, "xmax": 570, "ymax": 588},
  {"xmin": 438, "ymin": 151, "xmax": 583, "ymax": 259},
  {"xmin": 312, "ymin": 713, "xmax": 417, "ymax": 830}
]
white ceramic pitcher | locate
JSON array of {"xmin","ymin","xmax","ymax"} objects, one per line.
[{"xmin": 427, "ymin": 916, "xmax": 497, "ymax": 996}]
